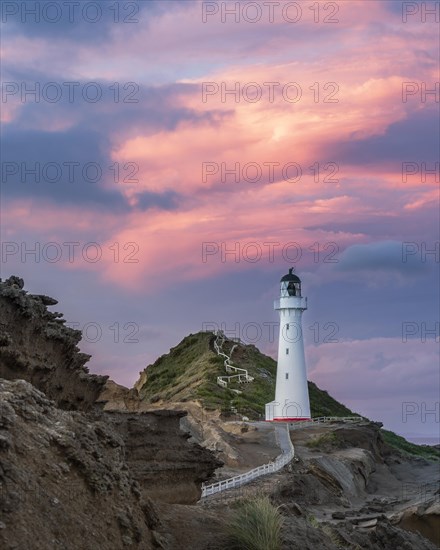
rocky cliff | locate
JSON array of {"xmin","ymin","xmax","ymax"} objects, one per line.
[
  {"xmin": 0, "ymin": 378, "xmax": 155, "ymax": 549},
  {"xmin": 197, "ymin": 420, "xmax": 439, "ymax": 550},
  {"xmin": 105, "ymin": 410, "xmax": 222, "ymax": 504},
  {"xmin": 0, "ymin": 276, "xmax": 221, "ymax": 549},
  {"xmin": 1, "ymin": 275, "xmax": 438, "ymax": 549},
  {"xmin": 0, "ymin": 275, "xmax": 108, "ymax": 411}
]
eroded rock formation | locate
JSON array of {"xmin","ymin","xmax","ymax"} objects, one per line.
[
  {"xmin": 1, "ymin": 275, "xmax": 438, "ymax": 550},
  {"xmin": 0, "ymin": 276, "xmax": 221, "ymax": 549},
  {"xmin": 106, "ymin": 410, "xmax": 222, "ymax": 504},
  {"xmin": 0, "ymin": 276, "xmax": 108, "ymax": 411},
  {"xmin": 0, "ymin": 378, "xmax": 156, "ymax": 549}
]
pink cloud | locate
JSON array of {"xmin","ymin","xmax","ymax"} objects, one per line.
[{"xmin": 2, "ymin": 0, "xmax": 437, "ymax": 291}]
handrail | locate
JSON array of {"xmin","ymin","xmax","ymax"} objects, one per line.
[
  {"xmin": 200, "ymin": 416, "xmax": 364, "ymax": 498},
  {"xmin": 213, "ymin": 330, "xmax": 254, "ymax": 388},
  {"xmin": 201, "ymin": 424, "xmax": 294, "ymax": 498}
]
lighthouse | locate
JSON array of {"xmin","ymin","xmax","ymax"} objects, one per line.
[{"xmin": 265, "ymin": 268, "xmax": 311, "ymax": 421}]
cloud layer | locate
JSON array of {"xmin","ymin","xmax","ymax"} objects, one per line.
[{"xmin": 2, "ymin": 0, "xmax": 438, "ymax": 441}]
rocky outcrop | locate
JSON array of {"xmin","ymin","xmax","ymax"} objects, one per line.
[
  {"xmin": 391, "ymin": 499, "xmax": 440, "ymax": 547},
  {"xmin": 307, "ymin": 517, "xmax": 439, "ymax": 550},
  {"xmin": 0, "ymin": 276, "xmax": 108, "ymax": 411},
  {"xmin": 0, "ymin": 378, "xmax": 157, "ymax": 550},
  {"xmin": 1, "ymin": 275, "xmax": 437, "ymax": 549},
  {"xmin": 275, "ymin": 423, "xmax": 383, "ymax": 508},
  {"xmin": 309, "ymin": 448, "xmax": 377, "ymax": 499},
  {"xmin": 0, "ymin": 276, "xmax": 223, "ymax": 548},
  {"xmin": 0, "ymin": 378, "xmax": 222, "ymax": 549},
  {"xmin": 269, "ymin": 421, "xmax": 440, "ymax": 549},
  {"xmin": 106, "ymin": 410, "xmax": 222, "ymax": 504},
  {"xmin": 326, "ymin": 421, "xmax": 389, "ymax": 463}
]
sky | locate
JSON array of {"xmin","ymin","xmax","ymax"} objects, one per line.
[{"xmin": 1, "ymin": 0, "xmax": 439, "ymax": 443}]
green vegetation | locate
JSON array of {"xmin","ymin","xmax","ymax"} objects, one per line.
[
  {"xmin": 306, "ymin": 432, "xmax": 341, "ymax": 449},
  {"xmin": 381, "ymin": 429, "xmax": 440, "ymax": 461},
  {"xmin": 137, "ymin": 332, "xmax": 277, "ymax": 417},
  {"xmin": 306, "ymin": 514, "xmax": 319, "ymax": 528},
  {"xmin": 305, "ymin": 428, "xmax": 439, "ymax": 461},
  {"xmin": 137, "ymin": 331, "xmax": 358, "ymax": 420},
  {"xmin": 308, "ymin": 381, "xmax": 356, "ymax": 418},
  {"xmin": 226, "ymin": 496, "xmax": 283, "ymax": 550},
  {"xmin": 137, "ymin": 331, "xmax": 437, "ymax": 460}
]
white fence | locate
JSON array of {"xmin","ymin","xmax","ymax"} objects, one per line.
[
  {"xmin": 201, "ymin": 425, "xmax": 294, "ymax": 498},
  {"xmin": 200, "ymin": 416, "xmax": 363, "ymax": 498},
  {"xmin": 214, "ymin": 330, "xmax": 254, "ymax": 388}
]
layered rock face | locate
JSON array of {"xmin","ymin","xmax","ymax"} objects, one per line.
[
  {"xmin": 0, "ymin": 276, "xmax": 221, "ymax": 549},
  {"xmin": 392, "ymin": 499, "xmax": 440, "ymax": 547},
  {"xmin": 0, "ymin": 379, "xmax": 156, "ymax": 550},
  {"xmin": 0, "ymin": 276, "xmax": 108, "ymax": 411},
  {"xmin": 272, "ymin": 421, "xmax": 440, "ymax": 549},
  {"xmin": 2, "ymin": 275, "xmax": 437, "ymax": 550},
  {"xmin": 106, "ymin": 411, "xmax": 222, "ymax": 504}
]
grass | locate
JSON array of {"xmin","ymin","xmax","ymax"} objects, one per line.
[
  {"xmin": 306, "ymin": 514, "xmax": 319, "ymax": 528},
  {"xmin": 226, "ymin": 496, "xmax": 283, "ymax": 550},
  {"xmin": 381, "ymin": 429, "xmax": 440, "ymax": 461},
  {"xmin": 137, "ymin": 331, "xmax": 359, "ymax": 421},
  {"xmin": 307, "ymin": 381, "xmax": 357, "ymax": 418},
  {"xmin": 137, "ymin": 332, "xmax": 278, "ymax": 417},
  {"xmin": 306, "ymin": 432, "xmax": 341, "ymax": 449},
  {"xmin": 137, "ymin": 331, "xmax": 438, "ymax": 461}
]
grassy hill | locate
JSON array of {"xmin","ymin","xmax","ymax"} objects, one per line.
[
  {"xmin": 136, "ymin": 331, "xmax": 439, "ymax": 461},
  {"xmin": 381, "ymin": 429, "xmax": 439, "ymax": 461},
  {"xmin": 136, "ymin": 331, "xmax": 357, "ymax": 420}
]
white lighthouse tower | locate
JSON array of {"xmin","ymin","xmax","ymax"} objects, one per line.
[{"xmin": 265, "ymin": 268, "xmax": 311, "ymax": 422}]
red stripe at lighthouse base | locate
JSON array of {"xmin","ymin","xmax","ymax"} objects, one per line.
[{"xmin": 272, "ymin": 417, "xmax": 311, "ymax": 422}]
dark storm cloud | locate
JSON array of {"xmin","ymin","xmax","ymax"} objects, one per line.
[
  {"xmin": 1, "ymin": 127, "xmax": 122, "ymax": 207},
  {"xmin": 335, "ymin": 240, "xmax": 431, "ymax": 274},
  {"xmin": 325, "ymin": 108, "xmax": 439, "ymax": 167},
  {"xmin": 0, "ymin": 0, "xmax": 186, "ymax": 42},
  {"xmin": 0, "ymin": 128, "xmax": 183, "ymax": 212},
  {"xmin": 1, "ymin": 77, "xmax": 222, "ymax": 211},
  {"xmin": 305, "ymin": 204, "xmax": 440, "ymax": 241},
  {"xmin": 2, "ymin": 69, "xmax": 215, "ymax": 138}
]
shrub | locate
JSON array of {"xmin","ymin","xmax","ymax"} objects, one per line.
[
  {"xmin": 306, "ymin": 432, "xmax": 339, "ymax": 449},
  {"xmin": 226, "ymin": 496, "xmax": 283, "ymax": 550}
]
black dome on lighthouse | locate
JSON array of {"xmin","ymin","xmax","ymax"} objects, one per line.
[
  {"xmin": 280, "ymin": 268, "xmax": 302, "ymax": 297},
  {"xmin": 280, "ymin": 267, "xmax": 301, "ymax": 283}
]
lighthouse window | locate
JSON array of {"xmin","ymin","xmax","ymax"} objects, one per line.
[
  {"xmin": 286, "ymin": 348, "xmax": 289, "ymax": 355},
  {"xmin": 285, "ymin": 373, "xmax": 289, "ymax": 379},
  {"xmin": 286, "ymin": 324, "xmax": 289, "ymax": 330},
  {"xmin": 287, "ymin": 282, "xmax": 296, "ymax": 296}
]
